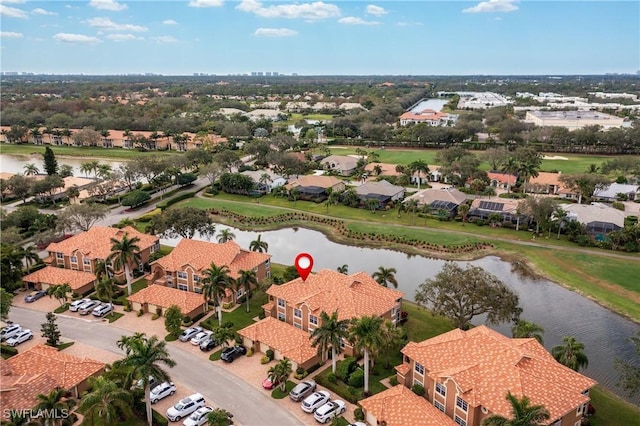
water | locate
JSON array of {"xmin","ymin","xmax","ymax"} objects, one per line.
[
  {"xmin": 0, "ymin": 153, "xmax": 126, "ymax": 176},
  {"xmin": 410, "ymin": 99, "xmax": 449, "ymax": 113},
  {"xmin": 161, "ymin": 225, "xmax": 640, "ymax": 405}
]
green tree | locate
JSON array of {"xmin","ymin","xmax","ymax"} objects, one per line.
[
  {"xmin": 236, "ymin": 269, "xmax": 257, "ymax": 313},
  {"xmin": 41, "ymin": 311, "xmax": 61, "ymax": 347},
  {"xmin": 615, "ymin": 331, "xmax": 640, "ymax": 397},
  {"xmin": 23, "ymin": 163, "xmax": 40, "ymax": 176},
  {"xmin": 249, "ymin": 234, "xmax": 269, "ymax": 253},
  {"xmin": 57, "ymin": 203, "xmax": 109, "ymax": 232},
  {"xmin": 552, "ymin": 336, "xmax": 589, "ymax": 372},
  {"xmin": 372, "ymin": 266, "xmax": 399, "ymax": 289},
  {"xmin": 212, "ymin": 324, "xmax": 235, "ymax": 348},
  {"xmin": 482, "ymin": 391, "xmax": 550, "ymax": 426},
  {"xmin": 65, "ymin": 185, "xmax": 80, "ymax": 201},
  {"xmin": 107, "ymin": 233, "xmax": 141, "ymax": 296},
  {"xmin": 154, "ymin": 207, "xmax": 216, "ymax": 240},
  {"xmin": 268, "ymin": 358, "xmax": 293, "ymax": 392},
  {"xmin": 79, "ymin": 376, "xmax": 133, "ymax": 426},
  {"xmin": 349, "ymin": 315, "xmax": 384, "ymax": 394},
  {"xmin": 33, "ymin": 387, "xmax": 75, "ymax": 426},
  {"xmin": 458, "ymin": 203, "xmax": 470, "ymax": 225},
  {"xmin": 164, "ymin": 304, "xmax": 183, "ymax": 337},
  {"xmin": 511, "ymin": 320, "xmax": 545, "ymax": 344},
  {"xmin": 20, "ymin": 245, "xmax": 40, "ymax": 271},
  {"xmin": 43, "ymin": 146, "xmax": 58, "ymax": 176},
  {"xmin": 379, "ymin": 320, "xmax": 405, "ymax": 369},
  {"xmin": 95, "ymin": 278, "xmax": 116, "ymax": 315},
  {"xmin": 202, "ymin": 263, "xmax": 234, "ymax": 326},
  {"xmin": 217, "ymin": 229, "xmax": 236, "ymax": 243},
  {"xmin": 0, "ymin": 287, "xmax": 12, "ymax": 320},
  {"xmin": 408, "ymin": 159, "xmax": 429, "ymax": 190},
  {"xmin": 206, "ymin": 408, "xmax": 233, "ymax": 426},
  {"xmin": 47, "ymin": 283, "xmax": 71, "ymax": 307},
  {"xmin": 310, "ymin": 311, "xmax": 350, "ymax": 374},
  {"xmin": 336, "ymin": 264, "xmax": 349, "ymax": 274},
  {"xmin": 559, "ymin": 173, "xmax": 611, "ymax": 205},
  {"xmin": 120, "ymin": 189, "xmax": 151, "ymax": 208},
  {"xmin": 7, "ymin": 175, "xmax": 31, "ymax": 204}
]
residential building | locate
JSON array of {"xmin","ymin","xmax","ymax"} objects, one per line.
[
  {"xmin": 529, "ymin": 172, "xmax": 564, "ymax": 195},
  {"xmin": 399, "ymin": 110, "xmax": 456, "ymax": 127},
  {"xmin": 468, "ymin": 198, "xmax": 522, "ymax": 224},
  {"xmin": 321, "ymin": 155, "xmax": 359, "ymax": 176},
  {"xmin": 405, "ymin": 188, "xmax": 468, "ymax": 218},
  {"xmin": 128, "ymin": 284, "xmax": 206, "ymax": 318},
  {"xmin": 240, "ymin": 170, "xmax": 287, "ymax": 193},
  {"xmin": 22, "ymin": 266, "xmax": 97, "ymax": 295},
  {"xmin": 487, "ymin": 171, "xmax": 517, "ymax": 190},
  {"xmin": 563, "ymin": 203, "xmax": 627, "ymax": 235},
  {"xmin": 285, "ymin": 176, "xmax": 346, "ymax": 201},
  {"xmin": 364, "ymin": 163, "xmax": 402, "ymax": 177},
  {"xmin": 524, "ymin": 110, "xmax": 626, "ymax": 130},
  {"xmin": 396, "ymin": 326, "xmax": 596, "ymax": 426},
  {"xmin": 593, "ymin": 183, "xmax": 639, "ymax": 202},
  {"xmin": 410, "ymin": 165, "xmax": 444, "ymax": 185},
  {"xmin": 355, "ymin": 180, "xmax": 405, "ymax": 205}
]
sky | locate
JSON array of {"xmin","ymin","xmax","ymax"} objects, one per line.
[{"xmin": 0, "ymin": 0, "xmax": 638, "ymax": 75}]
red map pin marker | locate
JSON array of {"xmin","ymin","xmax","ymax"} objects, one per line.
[{"xmin": 295, "ymin": 253, "xmax": 314, "ymax": 282}]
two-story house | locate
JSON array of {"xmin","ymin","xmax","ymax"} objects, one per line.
[{"xmin": 396, "ymin": 326, "xmax": 596, "ymax": 426}]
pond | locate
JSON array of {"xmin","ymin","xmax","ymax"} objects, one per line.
[
  {"xmin": 0, "ymin": 153, "xmax": 126, "ymax": 177},
  {"xmin": 161, "ymin": 225, "xmax": 640, "ymax": 404}
]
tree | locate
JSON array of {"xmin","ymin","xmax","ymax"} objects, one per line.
[
  {"xmin": 71, "ymin": 127, "xmax": 101, "ymax": 147},
  {"xmin": 7, "ymin": 175, "xmax": 32, "ymax": 204},
  {"xmin": 552, "ymin": 336, "xmax": 589, "ymax": 372},
  {"xmin": 164, "ymin": 304, "xmax": 183, "ymax": 337},
  {"xmin": 79, "ymin": 376, "xmax": 133, "ymax": 426},
  {"xmin": 236, "ymin": 269, "xmax": 257, "ymax": 313},
  {"xmin": 349, "ymin": 315, "xmax": 384, "ymax": 395},
  {"xmin": 57, "ymin": 203, "xmax": 109, "ymax": 232},
  {"xmin": 120, "ymin": 189, "xmax": 151, "ymax": 208},
  {"xmin": 202, "ymin": 263, "xmax": 234, "ymax": 326},
  {"xmin": 47, "ymin": 283, "xmax": 71, "ymax": 306},
  {"xmin": 372, "ymin": 266, "xmax": 399, "ymax": 288},
  {"xmin": 32, "ymin": 175, "xmax": 65, "ymax": 205},
  {"xmin": 217, "ymin": 229, "xmax": 236, "ymax": 243},
  {"xmin": 559, "ymin": 173, "xmax": 610, "ymax": 204},
  {"xmin": 615, "ymin": 331, "xmax": 640, "ymax": 397},
  {"xmin": 200, "ymin": 162, "xmax": 224, "ymax": 186},
  {"xmin": 268, "ymin": 358, "xmax": 293, "ymax": 392},
  {"xmin": 408, "ymin": 160, "xmax": 429, "ymax": 190},
  {"xmin": 41, "ymin": 311, "xmax": 61, "ymax": 347},
  {"xmin": 107, "ymin": 233, "xmax": 141, "ymax": 295},
  {"xmin": 554, "ymin": 207, "xmax": 569, "ymax": 239},
  {"xmin": 177, "ymin": 172, "xmax": 197, "ymax": 186},
  {"xmin": 34, "ymin": 387, "xmax": 75, "ymax": 426},
  {"xmin": 0, "ymin": 287, "xmax": 12, "ymax": 320},
  {"xmin": 119, "ymin": 333, "xmax": 176, "ymax": 426},
  {"xmin": 212, "ymin": 324, "xmax": 235, "ymax": 348},
  {"xmin": 482, "ymin": 392, "xmax": 550, "ymax": 426},
  {"xmin": 43, "ymin": 146, "xmax": 58, "ymax": 176},
  {"xmin": 522, "ymin": 196, "xmax": 557, "ymax": 235},
  {"xmin": 249, "ymin": 234, "xmax": 269, "ymax": 253},
  {"xmin": 80, "ymin": 160, "xmax": 99, "ymax": 178},
  {"xmin": 310, "ymin": 311, "xmax": 350, "ymax": 374},
  {"xmin": 23, "ymin": 163, "xmax": 40, "ymax": 176},
  {"xmin": 21, "ymin": 245, "xmax": 40, "ymax": 271},
  {"xmin": 511, "ymin": 320, "xmax": 545, "ymax": 344},
  {"xmin": 415, "ymin": 262, "xmax": 522, "ymax": 330},
  {"xmin": 482, "ymin": 147, "xmax": 511, "ymax": 171},
  {"xmin": 380, "ymin": 320, "xmax": 405, "ymax": 369},
  {"xmin": 95, "ymin": 278, "xmax": 116, "ymax": 315},
  {"xmin": 154, "ymin": 207, "xmax": 216, "ymax": 240},
  {"xmin": 458, "ymin": 203, "xmax": 470, "ymax": 225},
  {"xmin": 336, "ymin": 264, "xmax": 349, "ymax": 274},
  {"xmin": 65, "ymin": 185, "xmax": 80, "ymax": 201},
  {"xmin": 206, "ymin": 408, "xmax": 234, "ymax": 426}
]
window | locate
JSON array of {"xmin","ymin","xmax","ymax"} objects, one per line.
[
  {"xmin": 265, "ymin": 259, "xmax": 270, "ymax": 265},
  {"xmin": 193, "ymin": 275, "xmax": 200, "ymax": 282},
  {"xmin": 152, "ymin": 242, "xmax": 160, "ymax": 253},
  {"xmin": 294, "ymin": 323, "xmax": 302, "ymax": 329},
  {"xmin": 434, "ymin": 400, "xmax": 445, "ymax": 412},
  {"xmin": 277, "ymin": 312, "xmax": 286, "ymax": 321},
  {"xmin": 309, "ymin": 315, "xmax": 318, "ymax": 325},
  {"xmin": 294, "ymin": 309, "xmax": 302, "ymax": 318},
  {"xmin": 456, "ymin": 396, "xmax": 468, "ymax": 412},
  {"xmin": 413, "ymin": 378, "xmax": 422, "ymax": 387},
  {"xmin": 414, "ymin": 362, "xmax": 424, "ymax": 375},
  {"xmin": 71, "ymin": 256, "xmax": 78, "ymax": 263},
  {"xmin": 552, "ymin": 421, "xmax": 561, "ymax": 426},
  {"xmin": 339, "ymin": 338, "xmax": 345, "ymax": 349},
  {"xmin": 83, "ymin": 258, "xmax": 91, "ymax": 265},
  {"xmin": 177, "ymin": 272, "xmax": 187, "ymax": 280},
  {"xmin": 277, "ymin": 298, "xmax": 285, "ymax": 307},
  {"xmin": 194, "ymin": 287, "xmax": 202, "ymax": 294},
  {"xmin": 454, "ymin": 416, "xmax": 466, "ymax": 426},
  {"xmin": 435, "ymin": 382, "xmax": 446, "ymax": 397},
  {"xmin": 56, "ymin": 253, "xmax": 64, "ymax": 259},
  {"xmin": 178, "ymin": 284, "xmax": 188, "ymax": 291}
]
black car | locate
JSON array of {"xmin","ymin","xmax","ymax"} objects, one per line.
[
  {"xmin": 199, "ymin": 338, "xmax": 219, "ymax": 352},
  {"xmin": 220, "ymin": 345, "xmax": 247, "ymax": 363}
]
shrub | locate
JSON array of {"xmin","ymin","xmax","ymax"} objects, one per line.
[
  {"xmin": 137, "ymin": 208, "xmax": 161, "ymax": 222},
  {"xmin": 296, "ymin": 366, "xmax": 305, "ymax": 375},
  {"xmin": 1, "ymin": 344, "xmax": 19, "ymax": 357},
  {"xmin": 266, "ymin": 349, "xmax": 275, "ymax": 361},
  {"xmin": 389, "ymin": 376, "xmax": 399, "ymax": 386},
  {"xmin": 412, "ymin": 384, "xmax": 425, "ymax": 396},
  {"xmin": 327, "ymin": 373, "xmax": 337, "ymax": 384},
  {"xmin": 123, "ymin": 300, "xmax": 132, "ymax": 312},
  {"xmin": 348, "ymin": 369, "xmax": 365, "ymax": 388},
  {"xmin": 258, "ymin": 310, "xmax": 266, "ymax": 320},
  {"xmin": 261, "ymin": 355, "xmax": 271, "ymax": 364},
  {"xmin": 247, "ymin": 348, "xmax": 254, "ymax": 357},
  {"xmin": 136, "ymin": 309, "xmax": 144, "ymax": 317},
  {"xmin": 612, "ymin": 202, "xmax": 625, "ymax": 211},
  {"xmin": 354, "ymin": 408, "xmax": 365, "ymax": 421},
  {"xmin": 152, "ymin": 409, "xmax": 168, "ymax": 426},
  {"xmin": 151, "ymin": 313, "xmax": 159, "ymax": 320},
  {"xmin": 336, "ymin": 357, "xmax": 358, "ymax": 382}
]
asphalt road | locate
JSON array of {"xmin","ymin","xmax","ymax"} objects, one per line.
[{"xmin": 9, "ymin": 307, "xmax": 302, "ymax": 426}]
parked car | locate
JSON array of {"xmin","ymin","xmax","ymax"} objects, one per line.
[
  {"xmin": 220, "ymin": 345, "xmax": 246, "ymax": 363},
  {"xmin": 182, "ymin": 406, "xmax": 213, "ymax": 426},
  {"xmin": 289, "ymin": 380, "xmax": 317, "ymax": 402},
  {"xmin": 314, "ymin": 400, "xmax": 346, "ymax": 423},
  {"xmin": 150, "ymin": 381, "xmax": 176, "ymax": 404},
  {"xmin": 69, "ymin": 298, "xmax": 91, "ymax": 312},
  {"xmin": 1, "ymin": 324, "xmax": 22, "ymax": 341},
  {"xmin": 6, "ymin": 329, "xmax": 33, "ymax": 347},
  {"xmin": 179, "ymin": 326, "xmax": 203, "ymax": 342},
  {"xmin": 190, "ymin": 331, "xmax": 212, "ymax": 346},
  {"xmin": 24, "ymin": 290, "xmax": 46, "ymax": 303},
  {"xmin": 78, "ymin": 300, "xmax": 100, "ymax": 315},
  {"xmin": 92, "ymin": 303, "xmax": 113, "ymax": 317},
  {"xmin": 199, "ymin": 337, "xmax": 218, "ymax": 352},
  {"xmin": 262, "ymin": 376, "xmax": 279, "ymax": 390},
  {"xmin": 166, "ymin": 393, "xmax": 206, "ymax": 422},
  {"xmin": 349, "ymin": 423, "xmax": 367, "ymax": 426},
  {"xmin": 301, "ymin": 391, "xmax": 331, "ymax": 413},
  {"xmin": 134, "ymin": 376, "xmax": 157, "ymax": 390}
]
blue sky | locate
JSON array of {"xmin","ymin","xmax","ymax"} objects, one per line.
[{"xmin": 1, "ymin": 0, "xmax": 638, "ymax": 75}]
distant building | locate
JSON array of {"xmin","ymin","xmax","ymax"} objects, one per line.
[
  {"xmin": 524, "ymin": 110, "xmax": 626, "ymax": 130},
  {"xmin": 355, "ymin": 180, "xmax": 405, "ymax": 205},
  {"xmin": 321, "ymin": 155, "xmax": 359, "ymax": 176},
  {"xmin": 592, "ymin": 183, "xmax": 639, "ymax": 202},
  {"xmin": 399, "ymin": 109, "xmax": 456, "ymax": 126}
]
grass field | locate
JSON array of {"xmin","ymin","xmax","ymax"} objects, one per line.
[
  {"xmin": 589, "ymin": 385, "xmax": 640, "ymax": 426},
  {"xmin": 0, "ymin": 143, "xmax": 179, "ymax": 159}
]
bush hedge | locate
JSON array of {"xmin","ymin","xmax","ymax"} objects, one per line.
[
  {"xmin": 336, "ymin": 357, "xmax": 358, "ymax": 382},
  {"xmin": 348, "ymin": 369, "xmax": 365, "ymax": 388}
]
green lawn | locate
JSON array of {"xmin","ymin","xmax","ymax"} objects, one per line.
[
  {"xmin": 107, "ymin": 312, "xmax": 124, "ymax": 323},
  {"xmin": 589, "ymin": 385, "xmax": 640, "ymax": 426},
  {"xmin": 0, "ymin": 143, "xmax": 179, "ymax": 159},
  {"xmin": 201, "ymin": 291, "xmax": 268, "ymax": 334},
  {"xmin": 114, "ymin": 278, "xmax": 148, "ymax": 304},
  {"xmin": 402, "ymin": 301, "xmax": 456, "ymax": 342},
  {"xmin": 271, "ymin": 380, "xmax": 296, "ymax": 399}
]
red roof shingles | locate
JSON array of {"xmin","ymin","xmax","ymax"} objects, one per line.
[
  {"xmin": 22, "ymin": 266, "xmax": 96, "ymax": 291},
  {"xmin": 128, "ymin": 284, "xmax": 204, "ymax": 315},
  {"xmin": 47, "ymin": 226, "xmax": 158, "ymax": 260}
]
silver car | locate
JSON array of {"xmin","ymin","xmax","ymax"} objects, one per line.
[
  {"xmin": 150, "ymin": 381, "xmax": 176, "ymax": 404},
  {"xmin": 78, "ymin": 300, "xmax": 100, "ymax": 315},
  {"xmin": 301, "ymin": 391, "xmax": 330, "ymax": 413},
  {"xmin": 289, "ymin": 380, "xmax": 317, "ymax": 402},
  {"xmin": 6, "ymin": 329, "xmax": 33, "ymax": 347},
  {"xmin": 70, "ymin": 298, "xmax": 91, "ymax": 312}
]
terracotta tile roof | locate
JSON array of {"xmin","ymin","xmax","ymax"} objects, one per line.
[
  {"xmin": 128, "ymin": 284, "xmax": 205, "ymax": 314},
  {"xmin": 487, "ymin": 171, "xmax": 517, "ymax": 186},
  {"xmin": 530, "ymin": 172, "xmax": 563, "ymax": 187},
  {"xmin": 394, "ymin": 362, "xmax": 411, "ymax": 376},
  {"xmin": 1, "ymin": 372, "xmax": 60, "ymax": 414},
  {"xmin": 400, "ymin": 111, "xmax": 450, "ymax": 123},
  {"xmin": 153, "ymin": 240, "xmax": 270, "ymax": 279},
  {"xmin": 359, "ymin": 385, "xmax": 456, "ymax": 426},
  {"xmin": 402, "ymin": 326, "xmax": 596, "ymax": 420},
  {"xmin": 46, "ymin": 226, "xmax": 158, "ymax": 261},
  {"xmin": 267, "ymin": 269, "xmax": 403, "ymax": 321},
  {"xmin": 238, "ymin": 317, "xmax": 317, "ymax": 365},
  {"xmin": 285, "ymin": 175, "xmax": 345, "ymax": 191},
  {"xmin": 22, "ymin": 266, "xmax": 96, "ymax": 291},
  {"xmin": 364, "ymin": 163, "xmax": 402, "ymax": 177}
]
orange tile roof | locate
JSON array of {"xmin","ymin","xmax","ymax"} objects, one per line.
[
  {"xmin": 285, "ymin": 175, "xmax": 345, "ymax": 191},
  {"xmin": 394, "ymin": 362, "xmax": 411, "ymax": 376},
  {"xmin": 46, "ymin": 226, "xmax": 158, "ymax": 261},
  {"xmin": 364, "ymin": 163, "xmax": 402, "ymax": 176},
  {"xmin": 487, "ymin": 171, "xmax": 517, "ymax": 185},
  {"xmin": 238, "ymin": 317, "xmax": 318, "ymax": 365},
  {"xmin": 530, "ymin": 172, "xmax": 562, "ymax": 186},
  {"xmin": 267, "ymin": 269, "xmax": 403, "ymax": 321},
  {"xmin": 128, "ymin": 284, "xmax": 205, "ymax": 315},
  {"xmin": 1, "ymin": 372, "xmax": 60, "ymax": 414},
  {"xmin": 402, "ymin": 326, "xmax": 596, "ymax": 420},
  {"xmin": 359, "ymin": 385, "xmax": 456, "ymax": 426},
  {"xmin": 400, "ymin": 111, "xmax": 450, "ymax": 122},
  {"xmin": 22, "ymin": 266, "xmax": 96, "ymax": 291},
  {"xmin": 153, "ymin": 240, "xmax": 270, "ymax": 279}
]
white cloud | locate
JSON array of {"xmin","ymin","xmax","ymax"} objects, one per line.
[
  {"xmin": 86, "ymin": 17, "xmax": 147, "ymax": 32},
  {"xmin": 162, "ymin": 19, "xmax": 177, "ymax": 25},
  {"xmin": 88, "ymin": 0, "xmax": 127, "ymax": 11},
  {"xmin": 237, "ymin": 0, "xmax": 340, "ymax": 20},
  {"xmin": 0, "ymin": 4, "xmax": 28, "ymax": 18},
  {"xmin": 338, "ymin": 16, "xmax": 380, "ymax": 25},
  {"xmin": 32, "ymin": 8, "xmax": 57, "ymax": 15},
  {"xmin": 152, "ymin": 36, "xmax": 177, "ymax": 43},
  {"xmin": 254, "ymin": 27, "xmax": 298, "ymax": 37},
  {"xmin": 53, "ymin": 33, "xmax": 101, "ymax": 43},
  {"xmin": 188, "ymin": 0, "xmax": 223, "ymax": 7},
  {"xmin": 106, "ymin": 33, "xmax": 139, "ymax": 41},
  {"xmin": 1, "ymin": 0, "xmax": 26, "ymax": 4},
  {"xmin": 1, "ymin": 31, "xmax": 24, "ymax": 38},
  {"xmin": 396, "ymin": 21, "xmax": 423, "ymax": 27},
  {"xmin": 463, "ymin": 0, "xmax": 518, "ymax": 13},
  {"xmin": 365, "ymin": 4, "xmax": 387, "ymax": 16}
]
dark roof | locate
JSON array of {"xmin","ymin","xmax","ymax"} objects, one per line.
[
  {"xmin": 478, "ymin": 200, "xmax": 505, "ymax": 211},
  {"xmin": 429, "ymin": 200, "xmax": 458, "ymax": 212}
]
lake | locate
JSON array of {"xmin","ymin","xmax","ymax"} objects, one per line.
[{"xmin": 0, "ymin": 153, "xmax": 126, "ymax": 176}]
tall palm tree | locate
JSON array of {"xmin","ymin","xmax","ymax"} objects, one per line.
[
  {"xmin": 501, "ymin": 156, "xmax": 519, "ymax": 193},
  {"xmin": 379, "ymin": 320, "xmax": 405, "ymax": 369},
  {"xmin": 201, "ymin": 263, "xmax": 234, "ymax": 326},
  {"xmin": 47, "ymin": 283, "xmax": 71, "ymax": 307},
  {"xmin": 95, "ymin": 278, "xmax": 117, "ymax": 316},
  {"xmin": 119, "ymin": 333, "xmax": 176, "ymax": 426},
  {"xmin": 23, "ymin": 163, "xmax": 40, "ymax": 176},
  {"xmin": 107, "ymin": 233, "xmax": 141, "ymax": 295},
  {"xmin": 268, "ymin": 358, "xmax": 293, "ymax": 392},
  {"xmin": 552, "ymin": 336, "xmax": 589, "ymax": 372},
  {"xmin": 217, "ymin": 229, "xmax": 236, "ymax": 243},
  {"xmin": 249, "ymin": 234, "xmax": 269, "ymax": 253},
  {"xmin": 372, "ymin": 266, "xmax": 399, "ymax": 289},
  {"xmin": 117, "ymin": 332, "xmax": 147, "ymax": 356},
  {"xmin": 259, "ymin": 173, "xmax": 272, "ymax": 193},
  {"xmin": 236, "ymin": 269, "xmax": 257, "ymax": 313},
  {"xmin": 97, "ymin": 164, "xmax": 113, "ymax": 180},
  {"xmin": 336, "ymin": 264, "xmax": 349, "ymax": 275},
  {"xmin": 518, "ymin": 158, "xmax": 540, "ymax": 195},
  {"xmin": 482, "ymin": 392, "xmax": 550, "ymax": 426},
  {"xmin": 458, "ymin": 203, "xmax": 470, "ymax": 226},
  {"xmin": 33, "ymin": 387, "xmax": 75, "ymax": 426},
  {"xmin": 311, "ymin": 311, "xmax": 350, "ymax": 374},
  {"xmin": 80, "ymin": 161, "xmax": 97, "ymax": 178},
  {"xmin": 79, "ymin": 376, "xmax": 133, "ymax": 425},
  {"xmin": 404, "ymin": 199, "xmax": 419, "ymax": 225},
  {"xmin": 348, "ymin": 315, "xmax": 384, "ymax": 394},
  {"xmin": 408, "ymin": 160, "xmax": 429, "ymax": 190},
  {"xmin": 95, "ymin": 259, "xmax": 114, "ymax": 281},
  {"xmin": 511, "ymin": 320, "xmax": 545, "ymax": 344},
  {"xmin": 554, "ymin": 208, "xmax": 569, "ymax": 240},
  {"xmin": 20, "ymin": 245, "xmax": 40, "ymax": 271}
]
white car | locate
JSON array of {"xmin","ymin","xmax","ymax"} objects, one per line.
[
  {"xmin": 301, "ymin": 390, "xmax": 331, "ymax": 413},
  {"xmin": 1, "ymin": 324, "xmax": 22, "ymax": 341},
  {"xmin": 150, "ymin": 381, "xmax": 176, "ymax": 404},
  {"xmin": 69, "ymin": 298, "xmax": 91, "ymax": 312},
  {"xmin": 179, "ymin": 326, "xmax": 203, "ymax": 342},
  {"xmin": 314, "ymin": 400, "xmax": 346, "ymax": 423},
  {"xmin": 190, "ymin": 331, "xmax": 212, "ymax": 346},
  {"xmin": 166, "ymin": 393, "xmax": 206, "ymax": 422},
  {"xmin": 92, "ymin": 303, "xmax": 113, "ymax": 317},
  {"xmin": 182, "ymin": 406, "xmax": 213, "ymax": 426},
  {"xmin": 6, "ymin": 329, "xmax": 33, "ymax": 347}
]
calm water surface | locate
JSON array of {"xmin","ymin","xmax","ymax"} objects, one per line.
[{"xmin": 0, "ymin": 153, "xmax": 125, "ymax": 176}]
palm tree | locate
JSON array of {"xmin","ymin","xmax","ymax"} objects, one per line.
[
  {"xmin": 348, "ymin": 315, "xmax": 384, "ymax": 395},
  {"xmin": 372, "ymin": 164, "xmax": 383, "ymax": 176},
  {"xmin": 518, "ymin": 158, "xmax": 540, "ymax": 194},
  {"xmin": 458, "ymin": 203, "xmax": 470, "ymax": 226},
  {"xmin": 336, "ymin": 264, "xmax": 349, "ymax": 274},
  {"xmin": 33, "ymin": 387, "xmax": 75, "ymax": 426},
  {"xmin": 404, "ymin": 199, "xmax": 419, "ymax": 225},
  {"xmin": 554, "ymin": 207, "xmax": 568, "ymax": 239},
  {"xmin": 97, "ymin": 164, "xmax": 113, "ymax": 180},
  {"xmin": 20, "ymin": 245, "xmax": 40, "ymax": 271},
  {"xmin": 206, "ymin": 408, "xmax": 233, "ymax": 426},
  {"xmin": 482, "ymin": 392, "xmax": 550, "ymax": 426},
  {"xmin": 552, "ymin": 336, "xmax": 589, "ymax": 372},
  {"xmin": 379, "ymin": 320, "xmax": 405, "ymax": 369},
  {"xmin": 79, "ymin": 376, "xmax": 133, "ymax": 425},
  {"xmin": 95, "ymin": 278, "xmax": 117, "ymax": 316},
  {"xmin": 117, "ymin": 332, "xmax": 147, "ymax": 356},
  {"xmin": 372, "ymin": 266, "xmax": 399, "ymax": 288},
  {"xmin": 65, "ymin": 185, "xmax": 80, "ymax": 202},
  {"xmin": 201, "ymin": 263, "xmax": 234, "ymax": 326},
  {"xmin": 217, "ymin": 229, "xmax": 236, "ymax": 243},
  {"xmin": 119, "ymin": 333, "xmax": 176, "ymax": 426},
  {"xmin": 310, "ymin": 311, "xmax": 350, "ymax": 374},
  {"xmin": 408, "ymin": 160, "xmax": 429, "ymax": 190},
  {"xmin": 268, "ymin": 358, "xmax": 293, "ymax": 392},
  {"xmin": 95, "ymin": 259, "xmax": 114, "ymax": 281},
  {"xmin": 80, "ymin": 161, "xmax": 98, "ymax": 178},
  {"xmin": 511, "ymin": 320, "xmax": 545, "ymax": 344},
  {"xmin": 107, "ymin": 233, "xmax": 141, "ymax": 295},
  {"xmin": 259, "ymin": 173, "xmax": 272, "ymax": 193},
  {"xmin": 236, "ymin": 269, "xmax": 257, "ymax": 313},
  {"xmin": 501, "ymin": 156, "xmax": 519, "ymax": 193},
  {"xmin": 47, "ymin": 283, "xmax": 71, "ymax": 307},
  {"xmin": 23, "ymin": 163, "xmax": 39, "ymax": 176},
  {"xmin": 249, "ymin": 234, "xmax": 269, "ymax": 253}
]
